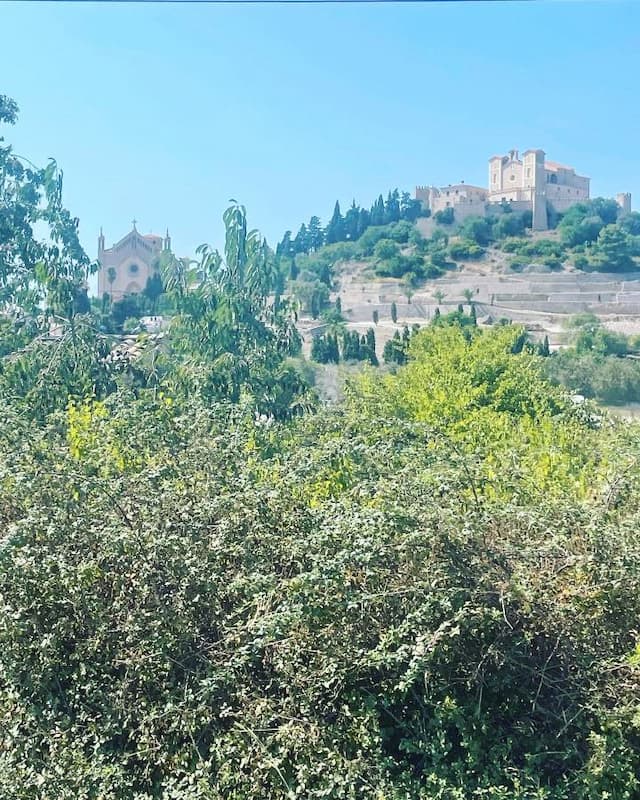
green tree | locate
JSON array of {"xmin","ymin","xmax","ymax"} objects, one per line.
[
  {"xmin": 459, "ymin": 216, "xmax": 492, "ymax": 246},
  {"xmin": 384, "ymin": 189, "xmax": 401, "ymax": 224},
  {"xmin": 373, "ymin": 239, "xmax": 400, "ymax": 261},
  {"xmin": 434, "ymin": 207, "xmax": 454, "ymax": 225},
  {"xmin": 372, "ymin": 309, "xmax": 379, "ymax": 325},
  {"xmin": 307, "ymin": 216, "xmax": 324, "ymax": 251},
  {"xmin": 325, "ymin": 201, "xmax": 345, "ymax": 244},
  {"xmin": 592, "ymin": 224, "xmax": 635, "ymax": 272},
  {"xmin": 143, "ymin": 271, "xmax": 164, "ymax": 313},
  {"xmin": 0, "ymin": 94, "xmax": 94, "ymax": 321},
  {"xmin": 433, "ymin": 289, "xmax": 446, "ymax": 307},
  {"xmin": 390, "ymin": 301, "xmax": 398, "ymax": 324}
]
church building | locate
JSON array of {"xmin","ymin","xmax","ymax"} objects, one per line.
[
  {"xmin": 97, "ymin": 221, "xmax": 171, "ymax": 301},
  {"xmin": 414, "ymin": 148, "xmax": 625, "ymax": 231}
]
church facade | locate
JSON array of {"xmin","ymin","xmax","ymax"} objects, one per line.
[{"xmin": 97, "ymin": 222, "xmax": 171, "ymax": 301}]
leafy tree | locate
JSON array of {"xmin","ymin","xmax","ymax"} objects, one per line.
[
  {"xmin": 0, "ymin": 94, "xmax": 94, "ymax": 320},
  {"xmin": 448, "ymin": 238, "xmax": 484, "ymax": 261},
  {"xmin": 619, "ymin": 211, "xmax": 640, "ymax": 236},
  {"xmin": 459, "ymin": 215, "xmax": 492, "ymax": 246},
  {"xmin": 400, "ymin": 191, "xmax": 422, "ymax": 222},
  {"xmin": 373, "ymin": 238, "xmax": 400, "ymax": 261},
  {"xmin": 591, "ymin": 224, "xmax": 635, "ymax": 272},
  {"xmin": 434, "ymin": 207, "xmax": 454, "ymax": 225}
]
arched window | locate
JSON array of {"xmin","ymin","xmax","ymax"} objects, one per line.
[{"xmin": 129, "ymin": 263, "xmax": 140, "ymax": 276}]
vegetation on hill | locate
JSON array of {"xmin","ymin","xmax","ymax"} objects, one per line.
[
  {"xmin": 542, "ymin": 313, "xmax": 640, "ymax": 405},
  {"xmin": 4, "ymin": 93, "xmax": 640, "ymax": 798},
  {"xmin": 455, "ymin": 200, "xmax": 640, "ymax": 274}
]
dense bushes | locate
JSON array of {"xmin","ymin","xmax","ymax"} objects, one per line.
[{"xmin": 2, "ymin": 326, "xmax": 640, "ymax": 798}]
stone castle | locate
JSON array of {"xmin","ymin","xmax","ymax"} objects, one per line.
[
  {"xmin": 416, "ymin": 148, "xmax": 631, "ymax": 231},
  {"xmin": 97, "ymin": 221, "xmax": 171, "ymax": 300}
]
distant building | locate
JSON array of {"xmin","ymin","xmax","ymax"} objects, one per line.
[
  {"xmin": 415, "ymin": 183, "xmax": 487, "ymax": 224},
  {"xmin": 97, "ymin": 221, "xmax": 171, "ymax": 301},
  {"xmin": 416, "ymin": 148, "xmax": 630, "ymax": 231}
]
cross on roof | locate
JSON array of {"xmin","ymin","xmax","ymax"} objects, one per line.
[{"xmin": 132, "ymin": 218, "xmax": 138, "ymax": 229}]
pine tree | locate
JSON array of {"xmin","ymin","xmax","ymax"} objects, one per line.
[
  {"xmin": 289, "ymin": 256, "xmax": 299, "ymax": 281},
  {"xmin": 372, "ymin": 309, "xmax": 379, "ymax": 325},
  {"xmin": 391, "ymin": 301, "xmax": 398, "ymax": 324},
  {"xmin": 335, "ymin": 296, "xmax": 342, "ymax": 314}
]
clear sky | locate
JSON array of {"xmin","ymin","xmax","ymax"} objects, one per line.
[{"xmin": 2, "ymin": 0, "xmax": 639, "ymax": 269}]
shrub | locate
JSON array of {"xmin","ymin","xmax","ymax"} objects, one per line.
[{"xmin": 434, "ymin": 207, "xmax": 454, "ymax": 225}]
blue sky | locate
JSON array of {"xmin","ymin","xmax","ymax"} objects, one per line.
[{"xmin": 2, "ymin": 0, "xmax": 639, "ymax": 268}]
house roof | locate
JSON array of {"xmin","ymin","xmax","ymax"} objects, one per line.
[{"xmin": 545, "ymin": 161, "xmax": 574, "ymax": 173}]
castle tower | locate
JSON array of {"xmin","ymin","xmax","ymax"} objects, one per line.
[
  {"xmin": 98, "ymin": 227, "xmax": 105, "ymax": 257},
  {"xmin": 488, "ymin": 155, "xmax": 503, "ymax": 195},
  {"xmin": 523, "ymin": 149, "xmax": 548, "ymax": 231},
  {"xmin": 164, "ymin": 228, "xmax": 172, "ymax": 251},
  {"xmin": 616, "ymin": 193, "xmax": 632, "ymax": 215}
]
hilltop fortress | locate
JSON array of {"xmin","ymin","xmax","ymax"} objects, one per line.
[{"xmin": 416, "ymin": 148, "xmax": 632, "ymax": 231}]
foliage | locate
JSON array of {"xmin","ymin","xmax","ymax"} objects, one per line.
[
  {"xmin": 311, "ymin": 328, "xmax": 377, "ymax": 365},
  {"xmin": 3, "ymin": 322, "xmax": 640, "ymax": 797},
  {"xmin": 434, "ymin": 207, "xmax": 455, "ymax": 225},
  {"xmin": 448, "ymin": 238, "xmax": 484, "ymax": 261}
]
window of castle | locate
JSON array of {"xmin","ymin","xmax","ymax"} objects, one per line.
[{"xmin": 129, "ymin": 263, "xmax": 139, "ymax": 276}]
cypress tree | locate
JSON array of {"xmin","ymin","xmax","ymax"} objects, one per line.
[
  {"xmin": 391, "ymin": 301, "xmax": 398, "ymax": 324},
  {"xmin": 325, "ymin": 201, "xmax": 345, "ymax": 244}
]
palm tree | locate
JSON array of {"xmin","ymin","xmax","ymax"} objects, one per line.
[
  {"xmin": 462, "ymin": 288, "xmax": 474, "ymax": 308},
  {"xmin": 107, "ymin": 267, "xmax": 116, "ymax": 303},
  {"xmin": 433, "ymin": 289, "xmax": 446, "ymax": 308}
]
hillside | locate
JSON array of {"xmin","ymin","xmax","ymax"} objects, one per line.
[{"xmin": 290, "ymin": 200, "xmax": 640, "ymax": 356}]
